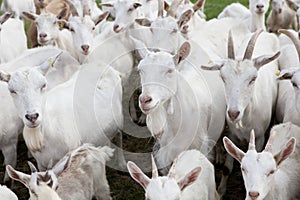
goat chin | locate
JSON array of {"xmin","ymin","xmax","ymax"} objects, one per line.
[{"xmin": 23, "ymin": 125, "xmax": 44, "ymax": 152}]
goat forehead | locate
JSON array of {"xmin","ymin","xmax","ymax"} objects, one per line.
[
  {"xmin": 242, "ymin": 151, "xmax": 276, "ymax": 172},
  {"xmin": 152, "ymin": 17, "xmax": 178, "ymax": 31},
  {"xmin": 221, "ymin": 61, "xmax": 257, "ymax": 79},
  {"xmin": 37, "ymin": 14, "xmax": 56, "ymax": 24},
  {"xmin": 147, "ymin": 178, "xmax": 180, "ymax": 199},
  {"xmin": 9, "ymin": 69, "xmax": 45, "ymax": 89},
  {"xmin": 139, "ymin": 53, "xmax": 175, "ymax": 70}
]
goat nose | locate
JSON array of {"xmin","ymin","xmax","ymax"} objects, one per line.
[
  {"xmin": 256, "ymin": 4, "xmax": 264, "ymax": 9},
  {"xmin": 139, "ymin": 95, "xmax": 152, "ymax": 105},
  {"xmin": 81, "ymin": 45, "xmax": 89, "ymax": 53},
  {"xmin": 39, "ymin": 33, "xmax": 47, "ymax": 39},
  {"xmin": 249, "ymin": 191, "xmax": 259, "ymax": 199},
  {"xmin": 113, "ymin": 24, "xmax": 119, "ymax": 32},
  {"xmin": 25, "ymin": 113, "xmax": 39, "ymax": 123},
  {"xmin": 227, "ymin": 110, "xmax": 240, "ymax": 121}
]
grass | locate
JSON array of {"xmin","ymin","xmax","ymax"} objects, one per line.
[{"xmin": 0, "ymin": 0, "xmax": 253, "ymax": 199}]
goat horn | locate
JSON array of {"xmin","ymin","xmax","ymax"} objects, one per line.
[
  {"xmin": 248, "ymin": 129, "xmax": 256, "ymax": 150},
  {"xmin": 65, "ymin": 0, "xmax": 79, "ymax": 16},
  {"xmin": 228, "ymin": 30, "xmax": 235, "ymax": 59},
  {"xmin": 193, "ymin": 0, "xmax": 205, "ymax": 12},
  {"xmin": 243, "ymin": 29, "xmax": 263, "ymax": 60},
  {"xmin": 167, "ymin": 0, "xmax": 184, "ymax": 17},
  {"xmin": 151, "ymin": 155, "xmax": 158, "ymax": 178},
  {"xmin": 158, "ymin": 0, "xmax": 164, "ymax": 17},
  {"xmin": 28, "ymin": 161, "xmax": 38, "ymax": 173},
  {"xmin": 264, "ymin": 130, "xmax": 276, "ymax": 152},
  {"xmin": 279, "ymin": 29, "xmax": 300, "ymax": 62},
  {"xmin": 168, "ymin": 157, "xmax": 178, "ymax": 179},
  {"xmin": 83, "ymin": 0, "xmax": 91, "ymax": 16}
]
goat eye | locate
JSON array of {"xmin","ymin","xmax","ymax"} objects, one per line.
[
  {"xmin": 249, "ymin": 77, "xmax": 257, "ymax": 85},
  {"xmin": 128, "ymin": 8, "xmax": 134, "ymax": 12},
  {"xmin": 9, "ymin": 89, "xmax": 16, "ymax": 94},
  {"xmin": 267, "ymin": 170, "xmax": 275, "ymax": 176},
  {"xmin": 41, "ymin": 84, "xmax": 46, "ymax": 90},
  {"xmin": 166, "ymin": 69, "xmax": 174, "ymax": 74},
  {"xmin": 241, "ymin": 167, "xmax": 247, "ymax": 173},
  {"xmin": 92, "ymin": 26, "xmax": 95, "ymax": 31},
  {"xmin": 70, "ymin": 28, "xmax": 75, "ymax": 32},
  {"xmin": 171, "ymin": 28, "xmax": 178, "ymax": 33},
  {"xmin": 292, "ymin": 81, "xmax": 298, "ymax": 88}
]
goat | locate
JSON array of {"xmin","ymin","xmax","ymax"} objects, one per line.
[
  {"xmin": 201, "ymin": 30, "xmax": 280, "ymax": 197},
  {"xmin": 267, "ymin": 0, "xmax": 297, "ymax": 34},
  {"xmin": 0, "ymin": 47, "xmax": 79, "ymax": 185},
  {"xmin": 1, "ymin": 0, "xmax": 35, "ymax": 19},
  {"xmin": 223, "ymin": 123, "xmax": 300, "ymax": 200},
  {"xmin": 0, "ymin": 12, "xmax": 27, "ymax": 64},
  {"xmin": 217, "ymin": 2, "xmax": 251, "ymax": 20},
  {"xmin": 0, "ymin": 54, "xmax": 123, "ymax": 170},
  {"xmin": 128, "ymin": 150, "xmax": 218, "ymax": 200},
  {"xmin": 0, "ymin": 184, "xmax": 18, "ymax": 200},
  {"xmin": 276, "ymin": 29, "xmax": 300, "ymax": 125},
  {"xmin": 7, "ymin": 144, "xmax": 114, "ymax": 200},
  {"xmin": 134, "ymin": 38, "xmax": 226, "ymax": 172}
]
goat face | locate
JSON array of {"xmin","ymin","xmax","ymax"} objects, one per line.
[
  {"xmin": 145, "ymin": 177, "xmax": 181, "ymax": 200},
  {"xmin": 250, "ymin": 0, "xmax": 270, "ymax": 14},
  {"xmin": 138, "ymin": 52, "xmax": 178, "ymax": 114},
  {"xmin": 219, "ymin": 60, "xmax": 258, "ymax": 123},
  {"xmin": 35, "ymin": 13, "xmax": 60, "ymax": 45},
  {"xmin": 271, "ymin": 0, "xmax": 284, "ymax": 14},
  {"xmin": 102, "ymin": 0, "xmax": 142, "ymax": 33},
  {"xmin": 4, "ymin": 68, "xmax": 47, "ymax": 128}
]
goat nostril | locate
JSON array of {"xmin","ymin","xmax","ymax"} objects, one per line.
[
  {"xmin": 256, "ymin": 4, "xmax": 263, "ymax": 9},
  {"xmin": 39, "ymin": 33, "xmax": 47, "ymax": 39},
  {"xmin": 249, "ymin": 191, "xmax": 259, "ymax": 198},
  {"xmin": 81, "ymin": 45, "xmax": 89, "ymax": 53},
  {"xmin": 25, "ymin": 113, "xmax": 39, "ymax": 123},
  {"xmin": 113, "ymin": 24, "xmax": 119, "ymax": 32},
  {"xmin": 140, "ymin": 96, "xmax": 152, "ymax": 105},
  {"xmin": 227, "ymin": 110, "xmax": 240, "ymax": 121}
]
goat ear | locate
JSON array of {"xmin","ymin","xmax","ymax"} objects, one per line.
[
  {"xmin": 93, "ymin": 11, "xmax": 109, "ymax": 26},
  {"xmin": 127, "ymin": 161, "xmax": 150, "ymax": 190},
  {"xmin": 58, "ymin": 20, "xmax": 69, "ymax": 30},
  {"xmin": 277, "ymin": 68, "xmax": 299, "ymax": 80},
  {"xmin": 100, "ymin": 2, "xmax": 114, "ymax": 7},
  {"xmin": 135, "ymin": 18, "xmax": 152, "ymax": 27},
  {"xmin": 173, "ymin": 42, "xmax": 190, "ymax": 65},
  {"xmin": 6, "ymin": 165, "xmax": 31, "ymax": 187},
  {"xmin": 223, "ymin": 137, "xmax": 245, "ymax": 163},
  {"xmin": 177, "ymin": 167, "xmax": 201, "ymax": 191},
  {"xmin": 164, "ymin": 1, "xmax": 170, "ymax": 11},
  {"xmin": 52, "ymin": 154, "xmax": 71, "ymax": 177},
  {"xmin": 177, "ymin": 9, "xmax": 193, "ymax": 28},
  {"xmin": 274, "ymin": 137, "xmax": 296, "ymax": 166},
  {"xmin": 22, "ymin": 11, "xmax": 37, "ymax": 21},
  {"xmin": 0, "ymin": 71, "xmax": 11, "ymax": 82},
  {"xmin": 286, "ymin": 0, "xmax": 299, "ymax": 11},
  {"xmin": 130, "ymin": 36, "xmax": 150, "ymax": 59},
  {"xmin": 57, "ymin": 8, "xmax": 68, "ymax": 20},
  {"xmin": 253, "ymin": 51, "xmax": 280, "ymax": 69},
  {"xmin": 0, "ymin": 12, "xmax": 13, "ymax": 24},
  {"xmin": 201, "ymin": 61, "xmax": 224, "ymax": 71},
  {"xmin": 38, "ymin": 52, "xmax": 63, "ymax": 75},
  {"xmin": 133, "ymin": 2, "xmax": 142, "ymax": 9}
]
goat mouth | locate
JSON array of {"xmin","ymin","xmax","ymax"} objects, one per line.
[
  {"xmin": 255, "ymin": 9, "xmax": 264, "ymax": 14},
  {"xmin": 26, "ymin": 123, "xmax": 40, "ymax": 129},
  {"xmin": 140, "ymin": 102, "xmax": 159, "ymax": 114},
  {"xmin": 39, "ymin": 39, "xmax": 50, "ymax": 45}
]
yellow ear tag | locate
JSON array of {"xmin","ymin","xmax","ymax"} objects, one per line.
[
  {"xmin": 59, "ymin": 22, "xmax": 64, "ymax": 29},
  {"xmin": 48, "ymin": 58, "xmax": 55, "ymax": 68},
  {"xmin": 275, "ymin": 70, "xmax": 280, "ymax": 76},
  {"xmin": 208, "ymin": 60, "xmax": 212, "ymax": 64}
]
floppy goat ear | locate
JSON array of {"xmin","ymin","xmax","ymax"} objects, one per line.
[
  {"xmin": 173, "ymin": 42, "xmax": 191, "ymax": 65},
  {"xmin": 0, "ymin": 71, "xmax": 11, "ymax": 82},
  {"xmin": 277, "ymin": 67, "xmax": 299, "ymax": 80},
  {"xmin": 38, "ymin": 52, "xmax": 63, "ymax": 76}
]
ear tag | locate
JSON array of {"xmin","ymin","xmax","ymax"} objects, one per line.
[
  {"xmin": 275, "ymin": 70, "xmax": 280, "ymax": 77},
  {"xmin": 48, "ymin": 58, "xmax": 55, "ymax": 68}
]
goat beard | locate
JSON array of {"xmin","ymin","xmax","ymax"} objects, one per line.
[
  {"xmin": 23, "ymin": 125, "xmax": 44, "ymax": 152},
  {"xmin": 146, "ymin": 105, "xmax": 168, "ymax": 140}
]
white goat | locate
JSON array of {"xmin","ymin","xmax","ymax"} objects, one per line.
[
  {"xmin": 0, "ymin": 47, "xmax": 79, "ymax": 185},
  {"xmin": 201, "ymin": 30, "xmax": 280, "ymax": 197},
  {"xmin": 23, "ymin": 10, "xmax": 75, "ymax": 59},
  {"xmin": 0, "ymin": 56, "xmax": 123, "ymax": 170},
  {"xmin": 0, "ymin": 12, "xmax": 27, "ymax": 64},
  {"xmin": 267, "ymin": 0, "xmax": 297, "ymax": 34},
  {"xmin": 128, "ymin": 150, "xmax": 218, "ymax": 200},
  {"xmin": 223, "ymin": 123, "xmax": 300, "ymax": 200},
  {"xmin": 275, "ymin": 29, "xmax": 300, "ymax": 125},
  {"xmin": 1, "ymin": 0, "xmax": 35, "ymax": 19},
  {"xmin": 135, "ymin": 39, "xmax": 226, "ymax": 171},
  {"xmin": 217, "ymin": 2, "xmax": 251, "ymax": 20},
  {"xmin": 0, "ymin": 184, "xmax": 18, "ymax": 200},
  {"xmin": 7, "ymin": 144, "xmax": 114, "ymax": 200}
]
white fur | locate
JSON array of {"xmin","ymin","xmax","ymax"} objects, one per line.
[
  {"xmin": 0, "ymin": 184, "xmax": 18, "ymax": 200},
  {"xmin": 1, "ymin": 0, "xmax": 35, "ymax": 19}
]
